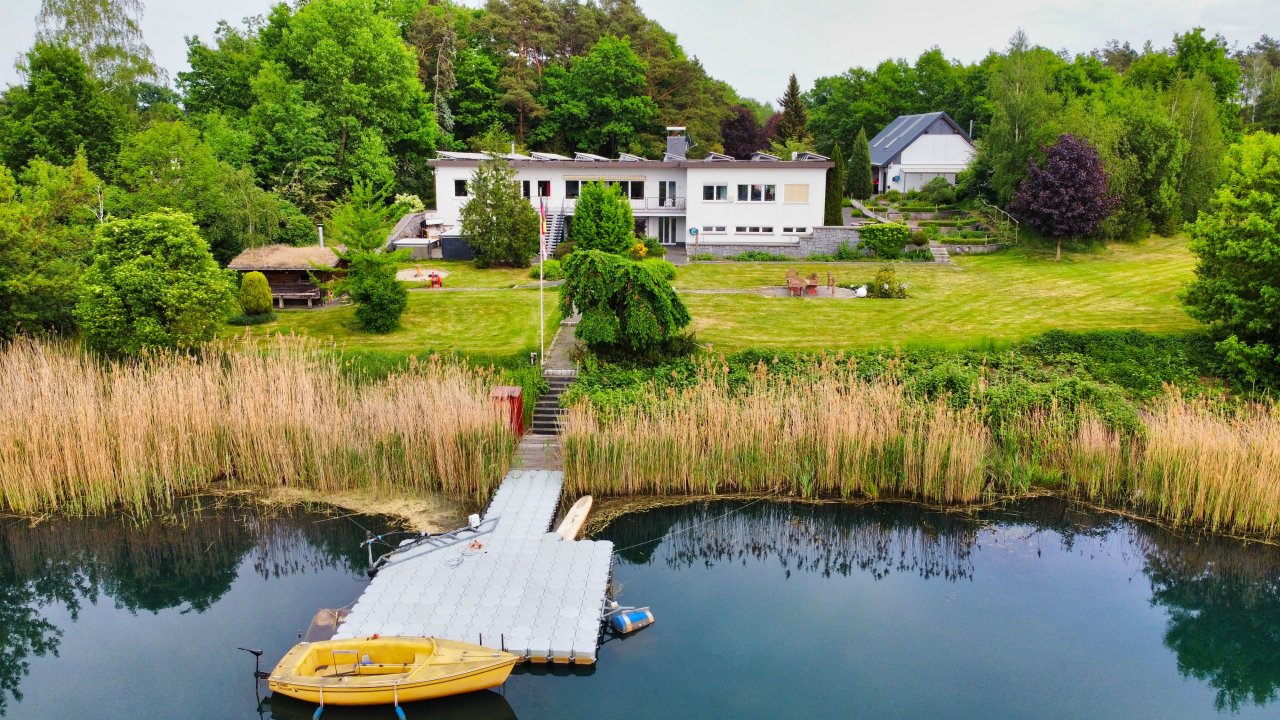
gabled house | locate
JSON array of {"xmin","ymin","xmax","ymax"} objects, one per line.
[{"xmin": 869, "ymin": 112, "xmax": 974, "ymax": 194}]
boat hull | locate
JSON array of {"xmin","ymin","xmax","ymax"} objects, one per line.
[{"xmin": 268, "ymin": 636, "xmax": 518, "ymax": 707}]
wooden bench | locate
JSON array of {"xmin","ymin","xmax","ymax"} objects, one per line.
[{"xmin": 270, "ymin": 282, "xmax": 325, "ymax": 308}]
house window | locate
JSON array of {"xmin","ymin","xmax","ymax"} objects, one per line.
[
  {"xmin": 454, "ymin": 179, "xmax": 468, "ymax": 197},
  {"xmin": 537, "ymin": 180, "xmax": 551, "ymax": 197},
  {"xmin": 565, "ymin": 180, "xmax": 579, "ymax": 198},
  {"xmin": 735, "ymin": 226, "xmax": 746, "ymax": 233},
  {"xmin": 782, "ymin": 226, "xmax": 809, "ymax": 234},
  {"xmin": 736, "ymin": 184, "xmax": 776, "ymax": 202},
  {"xmin": 701, "ymin": 225, "xmax": 727, "ymax": 234},
  {"xmin": 735, "ymin": 226, "xmax": 773, "ymax": 235},
  {"xmin": 521, "ymin": 180, "xmax": 531, "ymax": 199},
  {"xmin": 702, "ymin": 184, "xmax": 728, "ymax": 201},
  {"xmin": 628, "ymin": 181, "xmax": 643, "ymax": 200},
  {"xmin": 783, "ymin": 184, "xmax": 809, "ymax": 203}
]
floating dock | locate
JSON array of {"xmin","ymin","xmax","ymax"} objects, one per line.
[{"xmin": 333, "ymin": 469, "xmax": 613, "ymax": 665}]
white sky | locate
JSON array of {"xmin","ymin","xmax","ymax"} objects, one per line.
[{"xmin": 1, "ymin": 0, "xmax": 1275, "ymax": 102}]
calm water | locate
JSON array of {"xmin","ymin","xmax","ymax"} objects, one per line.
[{"xmin": 1, "ymin": 499, "xmax": 1279, "ymax": 719}]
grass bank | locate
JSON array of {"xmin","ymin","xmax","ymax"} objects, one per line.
[
  {"xmin": 560, "ymin": 335, "xmax": 1280, "ymax": 539},
  {"xmin": 0, "ymin": 339, "xmax": 516, "ymax": 516}
]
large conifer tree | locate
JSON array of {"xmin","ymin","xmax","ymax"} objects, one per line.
[
  {"xmin": 847, "ymin": 127, "xmax": 873, "ymax": 200},
  {"xmin": 774, "ymin": 73, "xmax": 809, "ymax": 144},
  {"xmin": 824, "ymin": 144, "xmax": 845, "ymax": 225}
]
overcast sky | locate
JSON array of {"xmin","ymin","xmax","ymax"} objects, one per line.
[{"xmin": 1, "ymin": 0, "xmax": 1275, "ymax": 102}]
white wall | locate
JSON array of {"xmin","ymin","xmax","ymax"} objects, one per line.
[
  {"xmin": 685, "ymin": 165, "xmax": 828, "ymax": 244},
  {"xmin": 434, "ymin": 161, "xmax": 829, "ymax": 244},
  {"xmin": 433, "ymin": 163, "xmax": 686, "ymax": 229}
]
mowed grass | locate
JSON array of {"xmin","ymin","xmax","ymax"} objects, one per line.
[
  {"xmin": 227, "ymin": 289, "xmax": 560, "ymax": 355},
  {"xmin": 397, "ymin": 260, "xmax": 533, "ymax": 288},
  {"xmin": 677, "ymin": 235, "xmax": 1199, "ymax": 352}
]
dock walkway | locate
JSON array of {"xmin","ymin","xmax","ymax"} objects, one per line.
[{"xmin": 335, "ymin": 321, "xmax": 612, "ymax": 665}]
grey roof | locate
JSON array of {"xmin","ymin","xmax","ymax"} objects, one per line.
[{"xmin": 868, "ymin": 112, "xmax": 971, "ymax": 167}]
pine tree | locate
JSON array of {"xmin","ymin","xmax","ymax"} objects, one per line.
[
  {"xmin": 824, "ymin": 144, "xmax": 845, "ymax": 225},
  {"xmin": 846, "ymin": 127, "xmax": 873, "ymax": 200},
  {"xmin": 774, "ymin": 73, "xmax": 809, "ymax": 144}
]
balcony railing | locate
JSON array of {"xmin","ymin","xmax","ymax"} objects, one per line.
[{"xmin": 550, "ymin": 197, "xmax": 685, "ymax": 213}]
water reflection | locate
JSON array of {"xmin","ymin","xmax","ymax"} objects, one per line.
[
  {"xmin": 1136, "ymin": 528, "xmax": 1280, "ymax": 712},
  {"xmin": 607, "ymin": 498, "xmax": 1280, "ymax": 713},
  {"xmin": 264, "ymin": 691, "xmax": 516, "ymax": 720},
  {"xmin": 0, "ymin": 500, "xmax": 391, "ymax": 716}
]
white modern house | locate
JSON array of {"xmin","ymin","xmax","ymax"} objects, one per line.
[
  {"xmin": 420, "ymin": 128, "xmax": 832, "ymax": 257},
  {"xmin": 870, "ymin": 112, "xmax": 975, "ymax": 194}
]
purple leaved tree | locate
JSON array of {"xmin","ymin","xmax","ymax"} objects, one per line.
[{"xmin": 1009, "ymin": 134, "xmax": 1119, "ymax": 260}]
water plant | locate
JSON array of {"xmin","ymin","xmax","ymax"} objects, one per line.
[{"xmin": 0, "ymin": 338, "xmax": 515, "ymax": 516}]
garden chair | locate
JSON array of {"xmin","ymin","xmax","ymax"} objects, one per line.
[{"xmin": 787, "ymin": 276, "xmax": 804, "ymax": 297}]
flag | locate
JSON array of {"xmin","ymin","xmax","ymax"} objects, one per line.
[{"xmin": 539, "ymin": 198, "xmax": 547, "ymax": 258}]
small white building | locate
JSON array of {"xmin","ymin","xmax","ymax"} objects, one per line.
[
  {"xmin": 870, "ymin": 112, "xmax": 974, "ymax": 194},
  {"xmin": 423, "ymin": 128, "xmax": 832, "ymax": 257}
]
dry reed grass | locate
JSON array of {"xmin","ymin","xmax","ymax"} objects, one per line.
[
  {"xmin": 0, "ymin": 338, "xmax": 513, "ymax": 516},
  {"xmin": 561, "ymin": 369, "xmax": 1280, "ymax": 537}
]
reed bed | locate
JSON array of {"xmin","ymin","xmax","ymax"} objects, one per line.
[
  {"xmin": 0, "ymin": 338, "xmax": 514, "ymax": 516},
  {"xmin": 562, "ymin": 375, "xmax": 990, "ymax": 504},
  {"xmin": 561, "ymin": 369, "xmax": 1280, "ymax": 538}
]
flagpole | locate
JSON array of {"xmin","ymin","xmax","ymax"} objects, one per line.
[{"xmin": 538, "ymin": 198, "xmax": 546, "ymax": 368}]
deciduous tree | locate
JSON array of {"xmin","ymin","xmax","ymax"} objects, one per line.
[
  {"xmin": 35, "ymin": 0, "xmax": 163, "ymax": 90},
  {"xmin": 720, "ymin": 105, "xmax": 766, "ymax": 159},
  {"xmin": 560, "ymin": 249, "xmax": 690, "ymax": 356},
  {"xmin": 75, "ymin": 210, "xmax": 235, "ymax": 355},
  {"xmin": 1009, "ymin": 133, "xmax": 1118, "ymax": 260}
]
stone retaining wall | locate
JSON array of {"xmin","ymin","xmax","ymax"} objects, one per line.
[
  {"xmin": 692, "ymin": 226, "xmax": 862, "ymax": 259},
  {"xmin": 942, "ymin": 243, "xmax": 1004, "ymax": 255}
]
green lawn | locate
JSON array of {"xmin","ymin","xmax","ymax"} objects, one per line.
[
  {"xmin": 396, "ymin": 260, "xmax": 534, "ymax": 289},
  {"xmin": 227, "ymin": 289, "xmax": 561, "ymax": 356},
  {"xmin": 229, "ymin": 238, "xmax": 1198, "ymax": 355},
  {"xmin": 677, "ymin": 235, "xmax": 1199, "ymax": 352}
]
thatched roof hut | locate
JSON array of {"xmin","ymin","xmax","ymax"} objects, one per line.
[{"xmin": 228, "ymin": 244, "xmax": 340, "ymax": 271}]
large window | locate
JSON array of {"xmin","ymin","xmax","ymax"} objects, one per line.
[
  {"xmin": 454, "ymin": 179, "xmax": 468, "ymax": 197},
  {"xmin": 736, "ymin": 184, "xmax": 776, "ymax": 202},
  {"xmin": 521, "ymin": 180, "xmax": 531, "ymax": 199},
  {"xmin": 628, "ymin": 181, "xmax": 645, "ymax": 200},
  {"xmin": 702, "ymin": 184, "xmax": 728, "ymax": 201},
  {"xmin": 537, "ymin": 180, "xmax": 551, "ymax": 197},
  {"xmin": 565, "ymin": 180, "xmax": 579, "ymax": 198},
  {"xmin": 783, "ymin": 184, "xmax": 810, "ymax": 203}
]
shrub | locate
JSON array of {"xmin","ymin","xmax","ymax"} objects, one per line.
[
  {"xmin": 917, "ymin": 176, "xmax": 956, "ymax": 205},
  {"xmin": 841, "ymin": 197, "xmax": 853, "ymax": 207},
  {"xmin": 834, "ymin": 240, "xmax": 859, "ymax": 261},
  {"xmin": 553, "ymin": 240, "xmax": 575, "ymax": 259},
  {"xmin": 909, "ymin": 230, "xmax": 931, "ymax": 245},
  {"xmin": 642, "ymin": 236, "xmax": 667, "ymax": 257},
  {"xmin": 729, "ymin": 251, "xmax": 792, "ymax": 262},
  {"xmin": 571, "ymin": 182, "xmax": 634, "ymax": 254},
  {"xmin": 689, "ymin": 253, "xmax": 717, "ymax": 261},
  {"xmin": 627, "ymin": 241, "xmax": 649, "ymax": 260},
  {"xmin": 883, "ymin": 190, "xmax": 903, "ymax": 202},
  {"xmin": 858, "ymin": 223, "xmax": 910, "ymax": 259},
  {"xmin": 806, "ymin": 253, "xmax": 836, "ymax": 262},
  {"xmin": 344, "ymin": 253, "xmax": 407, "ymax": 333},
  {"xmin": 867, "ymin": 265, "xmax": 908, "ymax": 298},
  {"xmin": 641, "ymin": 258, "xmax": 677, "ymax": 281},
  {"xmin": 238, "ymin": 271, "xmax": 273, "ymax": 315},
  {"xmin": 530, "ymin": 259, "xmax": 565, "ymax": 281},
  {"xmin": 75, "ymin": 211, "xmax": 236, "ymax": 355},
  {"xmin": 904, "ymin": 248, "xmax": 934, "ymax": 261}
]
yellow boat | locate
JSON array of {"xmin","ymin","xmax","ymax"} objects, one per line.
[{"xmin": 268, "ymin": 636, "xmax": 519, "ymax": 707}]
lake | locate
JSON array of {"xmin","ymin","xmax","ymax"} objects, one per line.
[{"xmin": 1, "ymin": 498, "xmax": 1277, "ymax": 719}]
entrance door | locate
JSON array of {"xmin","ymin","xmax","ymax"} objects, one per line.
[
  {"xmin": 657, "ymin": 217, "xmax": 677, "ymax": 244},
  {"xmin": 658, "ymin": 180, "xmax": 676, "ymax": 207}
]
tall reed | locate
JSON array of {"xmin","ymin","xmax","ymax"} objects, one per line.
[
  {"xmin": 0, "ymin": 338, "xmax": 514, "ymax": 516},
  {"xmin": 561, "ymin": 373, "xmax": 989, "ymax": 504},
  {"xmin": 561, "ymin": 368, "xmax": 1280, "ymax": 538}
]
